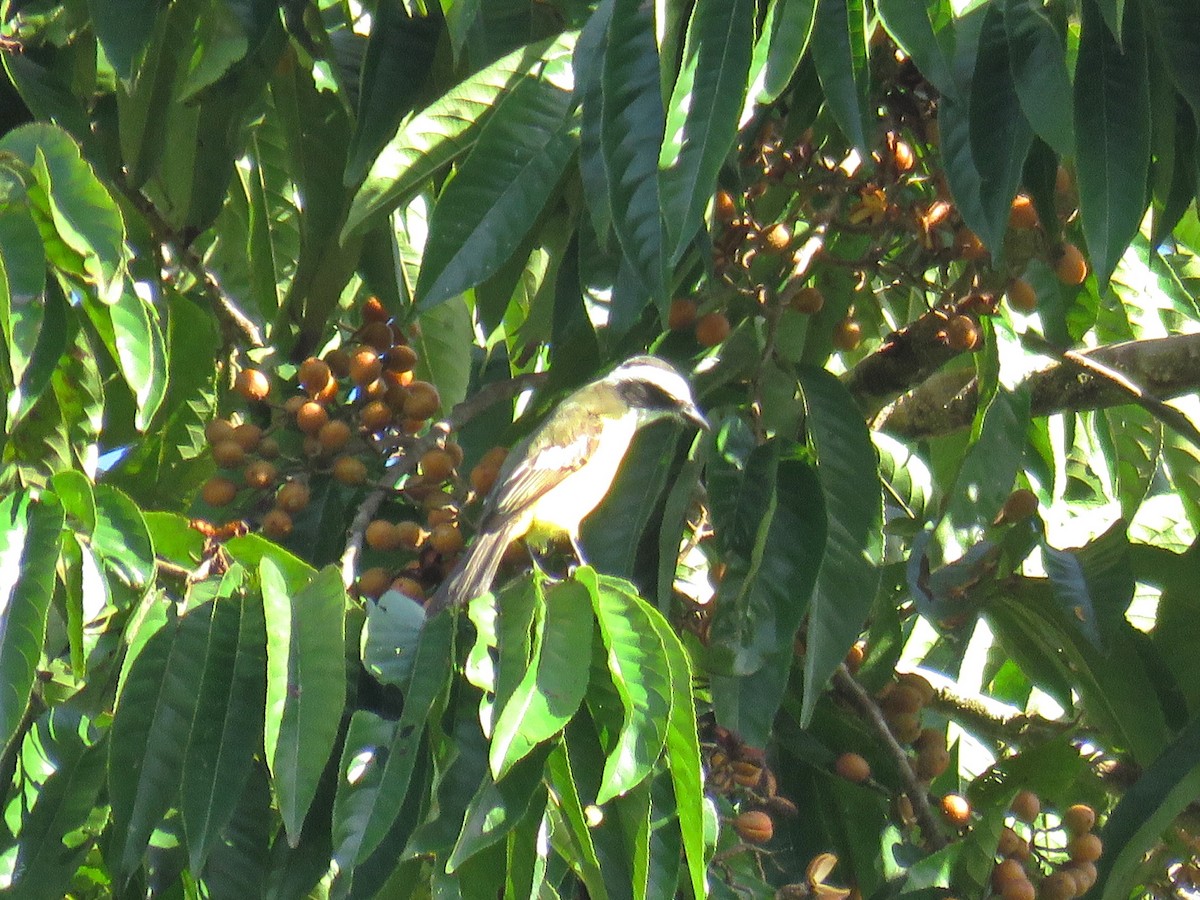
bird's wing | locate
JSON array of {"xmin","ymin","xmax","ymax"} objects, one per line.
[{"xmin": 483, "ymin": 404, "xmax": 600, "ymax": 523}]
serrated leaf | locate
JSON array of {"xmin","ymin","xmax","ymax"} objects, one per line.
[
  {"xmin": 1074, "ymin": 0, "xmax": 1150, "ymax": 290},
  {"xmin": 601, "ymin": 0, "xmax": 667, "ymax": 304},
  {"xmin": 658, "ymin": 0, "xmax": 754, "ymax": 262},
  {"xmin": 1003, "ymin": 0, "xmax": 1073, "ymax": 158},
  {"xmin": 798, "ymin": 367, "xmax": 883, "ymax": 725},
  {"xmin": 0, "ymin": 492, "xmax": 65, "ymax": 754},
  {"xmin": 810, "ymin": 0, "xmax": 871, "ymax": 155},
  {"xmin": 261, "ymin": 561, "xmax": 348, "ymax": 845},
  {"xmin": 490, "ymin": 579, "xmax": 593, "ymax": 779},
  {"xmin": 344, "ymin": 32, "xmax": 576, "ymax": 240}
]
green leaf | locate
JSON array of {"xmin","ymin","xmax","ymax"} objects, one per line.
[
  {"xmin": 490, "ymin": 579, "xmax": 593, "ymax": 779},
  {"xmin": 361, "ymin": 590, "xmax": 427, "ymax": 689},
  {"xmin": 658, "ymin": 0, "xmax": 754, "ymax": 262},
  {"xmin": 0, "ymin": 491, "xmax": 65, "ymax": 755},
  {"xmin": 1146, "ymin": 0, "xmax": 1200, "ymax": 122},
  {"xmin": 1041, "ymin": 522, "xmax": 1134, "ymax": 651},
  {"xmin": 180, "ymin": 594, "xmax": 267, "ymax": 871},
  {"xmin": 1097, "ymin": 713, "xmax": 1200, "ymax": 900},
  {"xmin": 751, "ymin": 0, "xmax": 818, "ymax": 105},
  {"xmin": 343, "ymin": 32, "xmax": 577, "ymax": 240},
  {"xmin": 6, "ymin": 272, "xmax": 65, "ymax": 427},
  {"xmin": 601, "ymin": 0, "xmax": 667, "ymax": 303},
  {"xmin": 575, "ymin": 0, "xmax": 614, "ymax": 243},
  {"xmin": 1003, "ymin": 0, "xmax": 1073, "ymax": 158},
  {"xmin": 810, "ymin": 0, "xmax": 871, "ymax": 155},
  {"xmin": 199, "ymin": 762, "xmax": 272, "ymax": 900},
  {"xmin": 87, "ymin": 0, "xmax": 163, "ymax": 82},
  {"xmin": 261, "ymin": 561, "xmax": 348, "ymax": 845},
  {"xmin": 968, "ymin": 4, "xmax": 1035, "ymax": 252},
  {"xmin": 109, "ymin": 288, "xmax": 169, "ymax": 429},
  {"xmin": 876, "ymin": 0, "xmax": 957, "ymax": 99},
  {"xmin": 224, "ymin": 533, "xmax": 315, "ymax": 591},
  {"xmin": 91, "ymin": 483, "xmax": 156, "ymax": 599},
  {"xmin": 416, "ymin": 72, "xmax": 576, "ymax": 309},
  {"xmin": 1074, "ymin": 0, "xmax": 1150, "ymax": 289},
  {"xmin": 450, "ymin": 747, "xmax": 550, "ymax": 871},
  {"xmin": 585, "ymin": 570, "xmax": 672, "ymax": 805},
  {"xmin": 798, "ymin": 367, "xmax": 883, "ymax": 725},
  {"xmin": 544, "ymin": 744, "xmax": 606, "ymax": 898}
]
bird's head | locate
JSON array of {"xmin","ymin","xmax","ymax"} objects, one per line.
[{"xmin": 602, "ymin": 356, "xmax": 709, "ymax": 431}]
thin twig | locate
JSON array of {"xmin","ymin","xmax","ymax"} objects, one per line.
[
  {"xmin": 832, "ymin": 665, "xmax": 948, "ymax": 851},
  {"xmin": 339, "ymin": 372, "xmax": 547, "ymax": 588}
]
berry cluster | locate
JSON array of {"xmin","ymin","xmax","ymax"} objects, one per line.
[{"xmin": 989, "ymin": 794, "xmax": 1101, "ymax": 899}]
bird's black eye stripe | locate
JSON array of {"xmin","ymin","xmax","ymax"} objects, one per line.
[{"xmin": 618, "ymin": 379, "xmax": 678, "ymax": 411}]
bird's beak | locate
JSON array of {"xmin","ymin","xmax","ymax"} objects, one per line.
[{"xmin": 682, "ymin": 403, "xmax": 710, "ymax": 431}]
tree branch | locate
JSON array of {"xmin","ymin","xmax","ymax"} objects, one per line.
[{"xmin": 873, "ymin": 333, "xmax": 1200, "ymax": 439}]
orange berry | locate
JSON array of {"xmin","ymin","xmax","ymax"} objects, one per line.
[
  {"xmin": 834, "ymin": 752, "xmax": 871, "ymax": 783},
  {"xmin": 1067, "ymin": 832, "xmax": 1102, "ymax": 863},
  {"xmin": 954, "ymin": 226, "xmax": 988, "ymax": 261},
  {"xmin": 283, "ymin": 395, "xmax": 306, "ymax": 416},
  {"xmin": 998, "ymin": 488, "xmax": 1038, "ymax": 524},
  {"xmin": 470, "ymin": 462, "xmax": 500, "ymax": 496},
  {"xmin": 403, "ymin": 381, "xmax": 441, "ymax": 420},
  {"xmin": 333, "ymin": 456, "xmax": 369, "ymax": 486},
  {"xmin": 318, "ymin": 419, "xmax": 352, "ymax": 453},
  {"xmin": 1007, "ymin": 278, "xmax": 1038, "ymax": 312},
  {"xmin": 349, "ymin": 347, "xmax": 383, "ymax": 386},
  {"xmin": 389, "ymin": 576, "xmax": 426, "ymax": 601},
  {"xmin": 892, "ymin": 138, "xmax": 916, "ymax": 172},
  {"xmin": 365, "ymin": 519, "xmax": 401, "ymax": 551},
  {"xmin": 261, "ymin": 508, "xmax": 292, "ymax": 540},
  {"xmin": 296, "ymin": 401, "xmax": 329, "ymax": 435},
  {"xmin": 714, "ymin": 189, "xmax": 737, "ymax": 223},
  {"xmin": 259, "ymin": 437, "xmax": 280, "ymax": 459},
  {"xmin": 429, "ymin": 522, "xmax": 464, "ymax": 554},
  {"xmin": 360, "ymin": 400, "xmax": 392, "ymax": 432},
  {"xmin": 395, "ymin": 520, "xmax": 424, "ymax": 550},
  {"xmin": 844, "ymin": 642, "xmax": 865, "ymax": 673},
  {"xmin": 883, "ymin": 683, "xmax": 925, "ymax": 715},
  {"xmin": 832, "ymin": 317, "xmax": 862, "ymax": 351},
  {"xmin": 1039, "ymin": 871, "xmax": 1076, "ymax": 900},
  {"xmin": 235, "ymin": 368, "xmax": 271, "ymax": 402},
  {"xmin": 427, "ymin": 506, "xmax": 458, "ymax": 528},
  {"xmin": 362, "ymin": 296, "xmax": 388, "ymax": 323},
  {"xmin": 695, "ymin": 311, "xmax": 731, "ymax": 347},
  {"xmin": 915, "ymin": 743, "xmax": 950, "ymax": 780},
  {"xmin": 480, "ymin": 446, "xmax": 508, "ymax": 469},
  {"xmin": 244, "ymin": 460, "xmax": 277, "ymax": 490},
  {"xmin": 420, "ymin": 447, "xmax": 456, "ymax": 482},
  {"xmin": 324, "ymin": 348, "xmax": 351, "ymax": 378},
  {"xmin": 992, "ymin": 858, "xmax": 1027, "ymax": 892},
  {"xmin": 1008, "ymin": 194, "xmax": 1038, "ymax": 230},
  {"xmin": 789, "ymin": 286, "xmax": 825, "ymax": 315},
  {"xmin": 445, "ymin": 442, "xmax": 464, "ymax": 467},
  {"xmin": 231, "ymin": 422, "xmax": 263, "ymax": 453},
  {"xmin": 298, "ymin": 357, "xmax": 332, "ymax": 396},
  {"xmin": 941, "ymin": 793, "xmax": 971, "ymax": 827},
  {"xmin": 1063, "ymin": 804, "xmax": 1096, "ymax": 835},
  {"xmin": 761, "ymin": 223, "xmax": 791, "ymax": 253},
  {"xmin": 946, "ymin": 314, "xmax": 980, "ymax": 351},
  {"xmin": 1000, "ymin": 878, "xmax": 1035, "ymax": 900},
  {"xmin": 276, "ymin": 482, "xmax": 311, "ymax": 513},
  {"xmin": 889, "ymin": 712, "xmax": 921, "ymax": 744},
  {"xmin": 313, "ymin": 375, "xmax": 339, "ymax": 404},
  {"xmin": 384, "ymin": 344, "xmax": 418, "ymax": 373},
  {"xmin": 213, "ymin": 439, "xmax": 246, "ymax": 468},
  {"xmin": 357, "ymin": 566, "xmax": 391, "ymax": 599},
  {"xmin": 733, "ymin": 810, "xmax": 773, "ymax": 843},
  {"xmin": 360, "ymin": 321, "xmax": 394, "ymax": 353},
  {"xmin": 668, "ymin": 298, "xmax": 698, "ymax": 331},
  {"xmin": 898, "ymin": 672, "xmax": 934, "ymax": 705},
  {"xmin": 206, "ymin": 418, "xmax": 236, "ymax": 446},
  {"xmin": 1011, "ymin": 790, "xmax": 1040, "ymax": 823},
  {"xmin": 1065, "ymin": 861, "xmax": 1097, "ymax": 894},
  {"xmin": 997, "ymin": 826, "xmax": 1023, "ymax": 858},
  {"xmin": 201, "ymin": 477, "xmax": 238, "ymax": 507},
  {"xmin": 1054, "ymin": 242, "xmax": 1088, "ymax": 285}
]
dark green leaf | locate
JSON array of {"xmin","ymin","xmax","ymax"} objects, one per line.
[
  {"xmin": 361, "ymin": 590, "xmax": 427, "ymax": 689},
  {"xmin": 450, "ymin": 747, "xmax": 550, "ymax": 871},
  {"xmin": 752, "ymin": 0, "xmax": 818, "ymax": 105},
  {"xmin": 1041, "ymin": 521, "xmax": 1134, "ymax": 650},
  {"xmin": 1003, "ymin": 0, "xmax": 1073, "ymax": 158},
  {"xmin": 1146, "ymin": 0, "xmax": 1200, "ymax": 122},
  {"xmin": 811, "ymin": 0, "xmax": 871, "ymax": 155},
  {"xmin": 91, "ymin": 483, "xmax": 156, "ymax": 598},
  {"xmin": 86, "ymin": 0, "xmax": 162, "ymax": 82},
  {"xmin": 109, "ymin": 288, "xmax": 168, "ymax": 429},
  {"xmin": 876, "ymin": 0, "xmax": 957, "ymax": 99}
]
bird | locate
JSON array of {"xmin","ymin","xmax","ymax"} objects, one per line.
[{"xmin": 425, "ymin": 356, "xmax": 708, "ymax": 614}]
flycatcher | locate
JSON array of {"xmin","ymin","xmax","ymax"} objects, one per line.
[{"xmin": 426, "ymin": 356, "xmax": 707, "ymax": 613}]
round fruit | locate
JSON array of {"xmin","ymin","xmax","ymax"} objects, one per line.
[
  {"xmin": 201, "ymin": 477, "xmax": 238, "ymax": 507},
  {"xmin": 845, "ymin": 642, "xmax": 865, "ymax": 673},
  {"xmin": 695, "ymin": 312, "xmax": 731, "ymax": 347},
  {"xmin": 892, "ymin": 139, "xmax": 916, "ymax": 172},
  {"xmin": 1011, "ymin": 789, "xmax": 1040, "ymax": 824},
  {"xmin": 1063, "ymin": 804, "xmax": 1096, "ymax": 835},
  {"xmin": 915, "ymin": 743, "xmax": 950, "ymax": 780},
  {"xmin": 366, "ymin": 519, "xmax": 401, "ymax": 551},
  {"xmin": 206, "ymin": 418, "xmax": 235, "ymax": 446},
  {"xmin": 213, "ymin": 439, "xmax": 246, "ymax": 469},
  {"xmin": 333, "ymin": 456, "xmax": 369, "ymax": 486},
  {"xmin": 954, "ymin": 226, "xmax": 987, "ymax": 261},
  {"xmin": 733, "ymin": 810, "xmax": 773, "ymax": 843},
  {"xmin": 244, "ymin": 460, "xmax": 277, "ymax": 490},
  {"xmin": 471, "ymin": 462, "xmax": 500, "ymax": 496},
  {"xmin": 1065, "ymin": 861, "xmax": 1097, "ymax": 894},
  {"xmin": 361, "ymin": 378, "xmax": 387, "ymax": 401},
  {"xmin": 359, "ymin": 322, "xmax": 392, "ymax": 353},
  {"xmin": 1067, "ymin": 832, "xmax": 1102, "ymax": 863},
  {"xmin": 404, "ymin": 381, "xmax": 441, "ymax": 420},
  {"xmin": 946, "ymin": 314, "xmax": 980, "ymax": 351},
  {"xmin": 714, "ymin": 189, "xmax": 737, "ymax": 223},
  {"xmin": 999, "ymin": 488, "xmax": 1038, "ymax": 524},
  {"xmin": 298, "ymin": 357, "xmax": 332, "ymax": 396},
  {"xmin": 318, "ymin": 419, "xmax": 352, "ymax": 453},
  {"xmin": 1000, "ymin": 878, "xmax": 1034, "ymax": 900},
  {"xmin": 941, "ymin": 794, "xmax": 971, "ymax": 827},
  {"xmin": 898, "ymin": 672, "xmax": 935, "ymax": 705},
  {"xmin": 1007, "ymin": 278, "xmax": 1038, "ymax": 312},
  {"xmin": 832, "ymin": 317, "xmax": 863, "ymax": 352},
  {"xmin": 232, "ymin": 422, "xmax": 263, "ymax": 453},
  {"xmin": 383, "ymin": 379, "xmax": 409, "ymax": 412},
  {"xmin": 259, "ymin": 437, "xmax": 281, "ymax": 459},
  {"xmin": 884, "ymin": 683, "xmax": 925, "ymax": 715},
  {"xmin": 236, "ymin": 368, "xmax": 270, "ymax": 402},
  {"xmin": 790, "ymin": 286, "xmax": 825, "ymax": 315},
  {"xmin": 357, "ymin": 566, "xmax": 390, "ymax": 599},
  {"xmin": 427, "ymin": 506, "xmax": 458, "ymax": 527},
  {"xmin": 761, "ymin": 223, "xmax": 791, "ymax": 253},
  {"xmin": 277, "ymin": 482, "xmax": 311, "ymax": 513},
  {"xmin": 324, "ymin": 348, "xmax": 351, "ymax": 378},
  {"xmin": 1008, "ymin": 194, "xmax": 1039, "ymax": 230},
  {"xmin": 395, "ymin": 520, "xmax": 424, "ymax": 550},
  {"xmin": 889, "ymin": 712, "xmax": 921, "ymax": 744},
  {"xmin": 445, "ymin": 442, "xmax": 465, "ymax": 467},
  {"xmin": 385, "ymin": 344, "xmax": 418, "ymax": 374},
  {"xmin": 360, "ymin": 400, "xmax": 392, "ymax": 432},
  {"xmin": 992, "ymin": 859, "xmax": 1027, "ymax": 892},
  {"xmin": 390, "ymin": 576, "xmax": 426, "ymax": 601},
  {"xmin": 430, "ymin": 522, "xmax": 465, "ymax": 554},
  {"xmin": 1039, "ymin": 871, "xmax": 1076, "ymax": 900},
  {"xmin": 296, "ymin": 401, "xmax": 329, "ymax": 435},
  {"xmin": 362, "ymin": 297, "xmax": 388, "ymax": 323},
  {"xmin": 834, "ymin": 752, "xmax": 871, "ymax": 783},
  {"xmin": 283, "ymin": 395, "xmax": 306, "ymax": 416},
  {"xmin": 668, "ymin": 298, "xmax": 698, "ymax": 331},
  {"xmin": 1054, "ymin": 243, "xmax": 1088, "ymax": 285},
  {"xmin": 262, "ymin": 508, "xmax": 293, "ymax": 540},
  {"xmin": 349, "ymin": 347, "xmax": 383, "ymax": 386},
  {"xmin": 421, "ymin": 447, "xmax": 456, "ymax": 482},
  {"xmin": 997, "ymin": 826, "xmax": 1023, "ymax": 858}
]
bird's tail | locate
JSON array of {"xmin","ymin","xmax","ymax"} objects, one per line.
[{"xmin": 426, "ymin": 525, "xmax": 516, "ymax": 615}]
